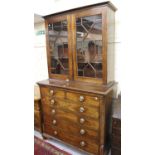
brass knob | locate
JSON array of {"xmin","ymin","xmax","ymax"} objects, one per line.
[
  {"xmin": 51, "ymin": 109, "xmax": 56, "ymax": 114},
  {"xmin": 80, "ymin": 129, "xmax": 85, "ymax": 135},
  {"xmin": 53, "ymin": 131, "xmax": 57, "ymax": 135},
  {"xmin": 79, "ymin": 107, "xmax": 85, "ymax": 113},
  {"xmin": 79, "ymin": 96, "xmax": 84, "ymax": 102},
  {"xmin": 80, "ymin": 118, "xmax": 85, "ymax": 124},
  {"xmin": 80, "ymin": 141, "xmax": 86, "ymax": 147},
  {"xmin": 52, "ymin": 120, "xmax": 57, "ymax": 125},
  {"xmin": 66, "ymin": 78, "xmax": 69, "ymax": 82},
  {"xmin": 51, "ymin": 99, "xmax": 55, "ymax": 105},
  {"xmin": 94, "ymin": 97, "xmax": 98, "ymax": 101},
  {"xmin": 50, "ymin": 90, "xmax": 54, "ymax": 95}
]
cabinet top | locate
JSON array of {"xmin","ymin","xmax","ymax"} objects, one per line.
[
  {"xmin": 37, "ymin": 79, "xmax": 115, "ymax": 95},
  {"xmin": 43, "ymin": 1, "xmax": 117, "ymax": 18}
]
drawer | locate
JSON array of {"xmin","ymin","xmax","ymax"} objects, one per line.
[
  {"xmin": 47, "ymin": 98, "xmax": 99, "ymax": 119},
  {"xmin": 43, "ymin": 108, "xmax": 99, "ymax": 131},
  {"xmin": 40, "ymin": 86, "xmax": 65, "ymax": 100},
  {"xmin": 44, "ymin": 124, "xmax": 99, "ymax": 155},
  {"xmin": 66, "ymin": 92, "xmax": 100, "ymax": 108},
  {"xmin": 44, "ymin": 118, "xmax": 99, "ymax": 141},
  {"xmin": 112, "ymin": 118, "xmax": 121, "ymax": 129}
]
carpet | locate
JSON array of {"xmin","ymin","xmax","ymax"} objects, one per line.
[{"xmin": 34, "ymin": 136, "xmax": 72, "ymax": 155}]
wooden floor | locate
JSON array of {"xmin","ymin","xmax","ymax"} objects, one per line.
[{"xmin": 34, "ymin": 130, "xmax": 111, "ymax": 155}]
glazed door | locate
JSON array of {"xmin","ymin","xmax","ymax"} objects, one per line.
[
  {"xmin": 72, "ymin": 7, "xmax": 106, "ymax": 83},
  {"xmin": 45, "ymin": 15, "xmax": 72, "ymax": 80}
]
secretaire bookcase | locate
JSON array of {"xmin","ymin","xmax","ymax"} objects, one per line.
[{"xmin": 37, "ymin": 1, "xmax": 117, "ymax": 155}]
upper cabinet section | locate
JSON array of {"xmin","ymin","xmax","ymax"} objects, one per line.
[{"xmin": 44, "ymin": 2, "xmax": 116, "ymax": 84}]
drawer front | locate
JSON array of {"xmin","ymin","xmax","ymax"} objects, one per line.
[
  {"xmin": 40, "ymin": 86, "xmax": 65, "ymax": 99},
  {"xmin": 46, "ymin": 98, "xmax": 99, "ymax": 119},
  {"xmin": 66, "ymin": 92, "xmax": 100, "ymax": 108},
  {"xmin": 43, "ymin": 106, "xmax": 99, "ymax": 131},
  {"xmin": 44, "ymin": 119, "xmax": 99, "ymax": 141},
  {"xmin": 44, "ymin": 124, "xmax": 99, "ymax": 155}
]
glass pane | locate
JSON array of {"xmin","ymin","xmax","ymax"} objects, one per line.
[
  {"xmin": 48, "ymin": 20, "xmax": 69, "ymax": 75},
  {"xmin": 76, "ymin": 14, "xmax": 102, "ymax": 78}
]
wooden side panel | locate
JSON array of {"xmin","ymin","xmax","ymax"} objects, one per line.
[
  {"xmin": 104, "ymin": 90, "xmax": 113, "ymax": 151},
  {"xmin": 34, "ymin": 110, "xmax": 41, "ymax": 131},
  {"xmin": 102, "ymin": 7, "xmax": 108, "ymax": 84},
  {"xmin": 107, "ymin": 7, "xmax": 115, "ymax": 83},
  {"xmin": 99, "ymin": 90, "xmax": 113, "ymax": 154},
  {"xmin": 34, "ymin": 100, "xmax": 42, "ymax": 132}
]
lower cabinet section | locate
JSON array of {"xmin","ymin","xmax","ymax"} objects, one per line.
[{"xmin": 39, "ymin": 84, "xmax": 113, "ymax": 155}]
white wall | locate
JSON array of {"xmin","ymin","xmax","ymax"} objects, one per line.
[
  {"xmin": 34, "ymin": 22, "xmax": 48, "ymax": 82},
  {"xmin": 34, "ymin": 0, "xmax": 121, "ymax": 94}
]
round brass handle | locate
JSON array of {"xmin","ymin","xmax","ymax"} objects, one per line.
[
  {"xmin": 52, "ymin": 120, "xmax": 57, "ymax": 125},
  {"xmin": 80, "ymin": 141, "xmax": 86, "ymax": 147},
  {"xmin": 51, "ymin": 99, "xmax": 55, "ymax": 105},
  {"xmin": 79, "ymin": 96, "xmax": 84, "ymax": 102},
  {"xmin": 53, "ymin": 131, "xmax": 58, "ymax": 135},
  {"xmin": 80, "ymin": 129, "xmax": 85, "ymax": 135},
  {"xmin": 66, "ymin": 78, "xmax": 69, "ymax": 82},
  {"xmin": 50, "ymin": 90, "xmax": 54, "ymax": 95},
  {"xmin": 79, "ymin": 107, "xmax": 85, "ymax": 113},
  {"xmin": 80, "ymin": 118, "xmax": 85, "ymax": 124},
  {"xmin": 94, "ymin": 97, "xmax": 98, "ymax": 101},
  {"xmin": 51, "ymin": 109, "xmax": 56, "ymax": 114}
]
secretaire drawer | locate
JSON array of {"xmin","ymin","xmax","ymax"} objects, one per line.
[
  {"xmin": 40, "ymin": 86, "xmax": 65, "ymax": 99},
  {"xmin": 66, "ymin": 92, "xmax": 100, "ymax": 108}
]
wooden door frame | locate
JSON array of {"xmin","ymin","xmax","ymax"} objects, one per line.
[
  {"xmin": 45, "ymin": 15, "xmax": 73, "ymax": 80},
  {"xmin": 71, "ymin": 6, "xmax": 108, "ymax": 84}
]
